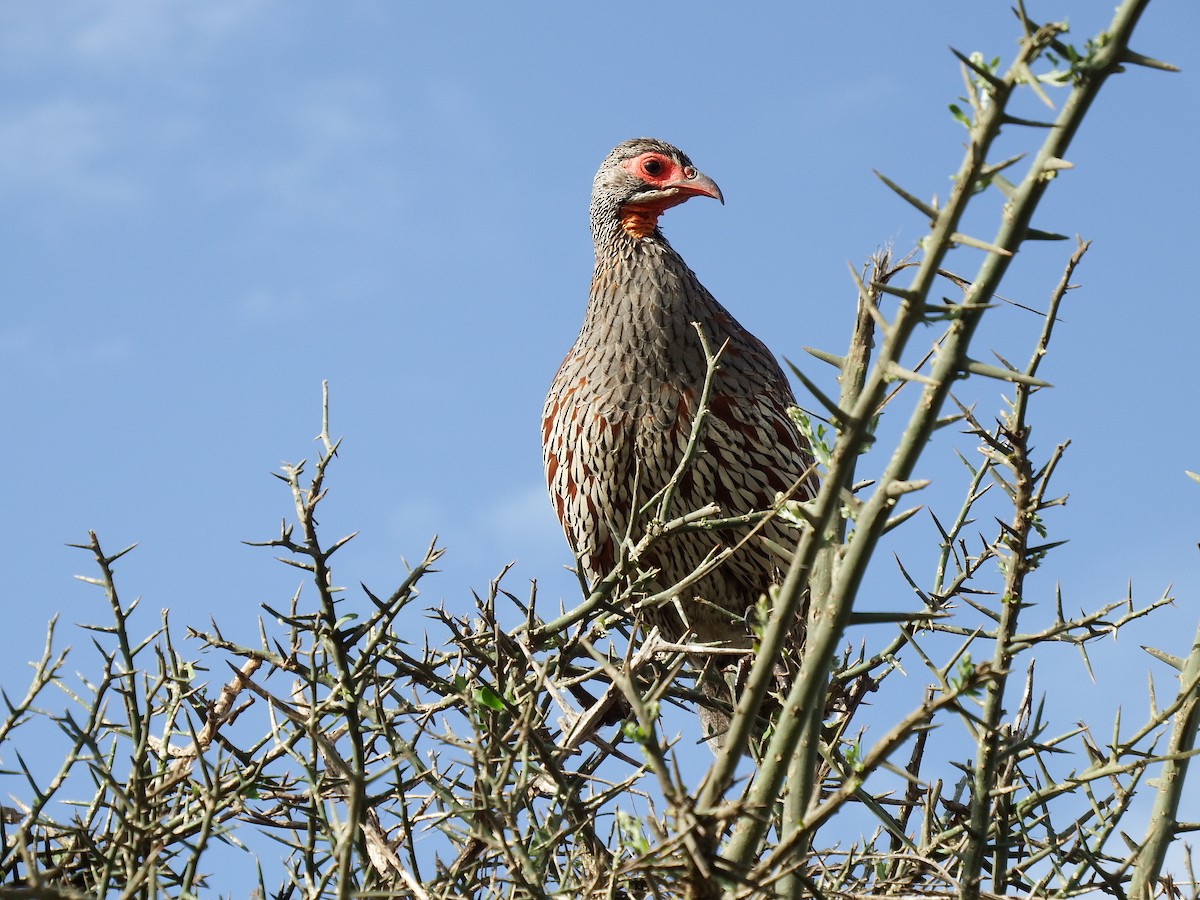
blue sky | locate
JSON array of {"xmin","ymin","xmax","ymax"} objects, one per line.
[{"xmin": 3, "ymin": 0, "xmax": 1199, "ymax": 885}]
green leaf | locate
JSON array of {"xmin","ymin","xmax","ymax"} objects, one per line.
[
  {"xmin": 474, "ymin": 684, "xmax": 506, "ymax": 711},
  {"xmin": 843, "ymin": 740, "xmax": 863, "ymax": 771},
  {"xmin": 788, "ymin": 406, "xmax": 833, "ymax": 467},
  {"xmin": 622, "ymin": 720, "xmax": 651, "ymax": 744}
]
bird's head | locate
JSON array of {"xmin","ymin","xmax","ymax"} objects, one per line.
[{"xmin": 591, "ymin": 138, "xmax": 723, "ymax": 240}]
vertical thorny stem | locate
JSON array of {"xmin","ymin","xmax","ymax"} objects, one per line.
[
  {"xmin": 778, "ymin": 255, "xmax": 883, "ymax": 899},
  {"xmin": 289, "ymin": 381, "xmax": 368, "ymax": 893},
  {"xmin": 710, "ymin": 18, "xmax": 1032, "ymax": 846},
  {"xmin": 1129, "ymin": 625, "xmax": 1200, "ymax": 897},
  {"xmin": 959, "ymin": 438, "xmax": 1032, "ymax": 898},
  {"xmin": 960, "ymin": 239, "xmax": 1086, "ymax": 896},
  {"xmin": 715, "ymin": 0, "xmax": 1159, "ymax": 878},
  {"xmin": 73, "ymin": 532, "xmax": 156, "ymax": 891}
]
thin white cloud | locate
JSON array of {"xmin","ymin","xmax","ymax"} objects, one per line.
[
  {"xmin": 81, "ymin": 337, "xmax": 133, "ymax": 365},
  {"xmin": 0, "ymin": 324, "xmax": 133, "ymax": 374},
  {"xmin": 487, "ymin": 484, "xmax": 556, "ymax": 541},
  {"xmin": 195, "ymin": 75, "xmax": 409, "ymax": 236},
  {"xmin": 0, "ymin": 99, "xmax": 139, "ymax": 206},
  {"xmin": 0, "ymin": 325, "xmax": 39, "ymax": 362},
  {"xmin": 267, "ymin": 78, "xmax": 405, "ymax": 213},
  {"xmin": 0, "ymin": 1, "xmax": 270, "ymax": 68},
  {"xmin": 482, "ymin": 483, "xmax": 572, "ymax": 578},
  {"xmin": 0, "ymin": 3, "xmax": 271, "ymax": 210},
  {"xmin": 235, "ymin": 287, "xmax": 311, "ymax": 324}
]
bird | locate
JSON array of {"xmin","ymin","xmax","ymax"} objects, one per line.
[{"xmin": 541, "ymin": 138, "xmax": 818, "ymax": 744}]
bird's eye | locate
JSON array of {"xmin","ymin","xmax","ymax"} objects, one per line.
[{"xmin": 642, "ymin": 157, "xmax": 664, "ymax": 177}]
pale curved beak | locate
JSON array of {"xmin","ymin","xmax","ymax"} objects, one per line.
[{"xmin": 667, "ymin": 168, "xmax": 724, "ymax": 204}]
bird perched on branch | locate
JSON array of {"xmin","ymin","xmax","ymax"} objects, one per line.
[{"xmin": 542, "ymin": 138, "xmax": 818, "ymax": 743}]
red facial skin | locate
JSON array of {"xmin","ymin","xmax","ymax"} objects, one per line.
[{"xmin": 618, "ymin": 151, "xmax": 724, "ymax": 238}]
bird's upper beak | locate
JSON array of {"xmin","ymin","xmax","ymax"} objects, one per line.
[{"xmin": 667, "ymin": 168, "xmax": 724, "ymax": 205}]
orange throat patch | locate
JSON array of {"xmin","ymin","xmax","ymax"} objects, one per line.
[{"xmin": 619, "ymin": 204, "xmax": 663, "ymax": 239}]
